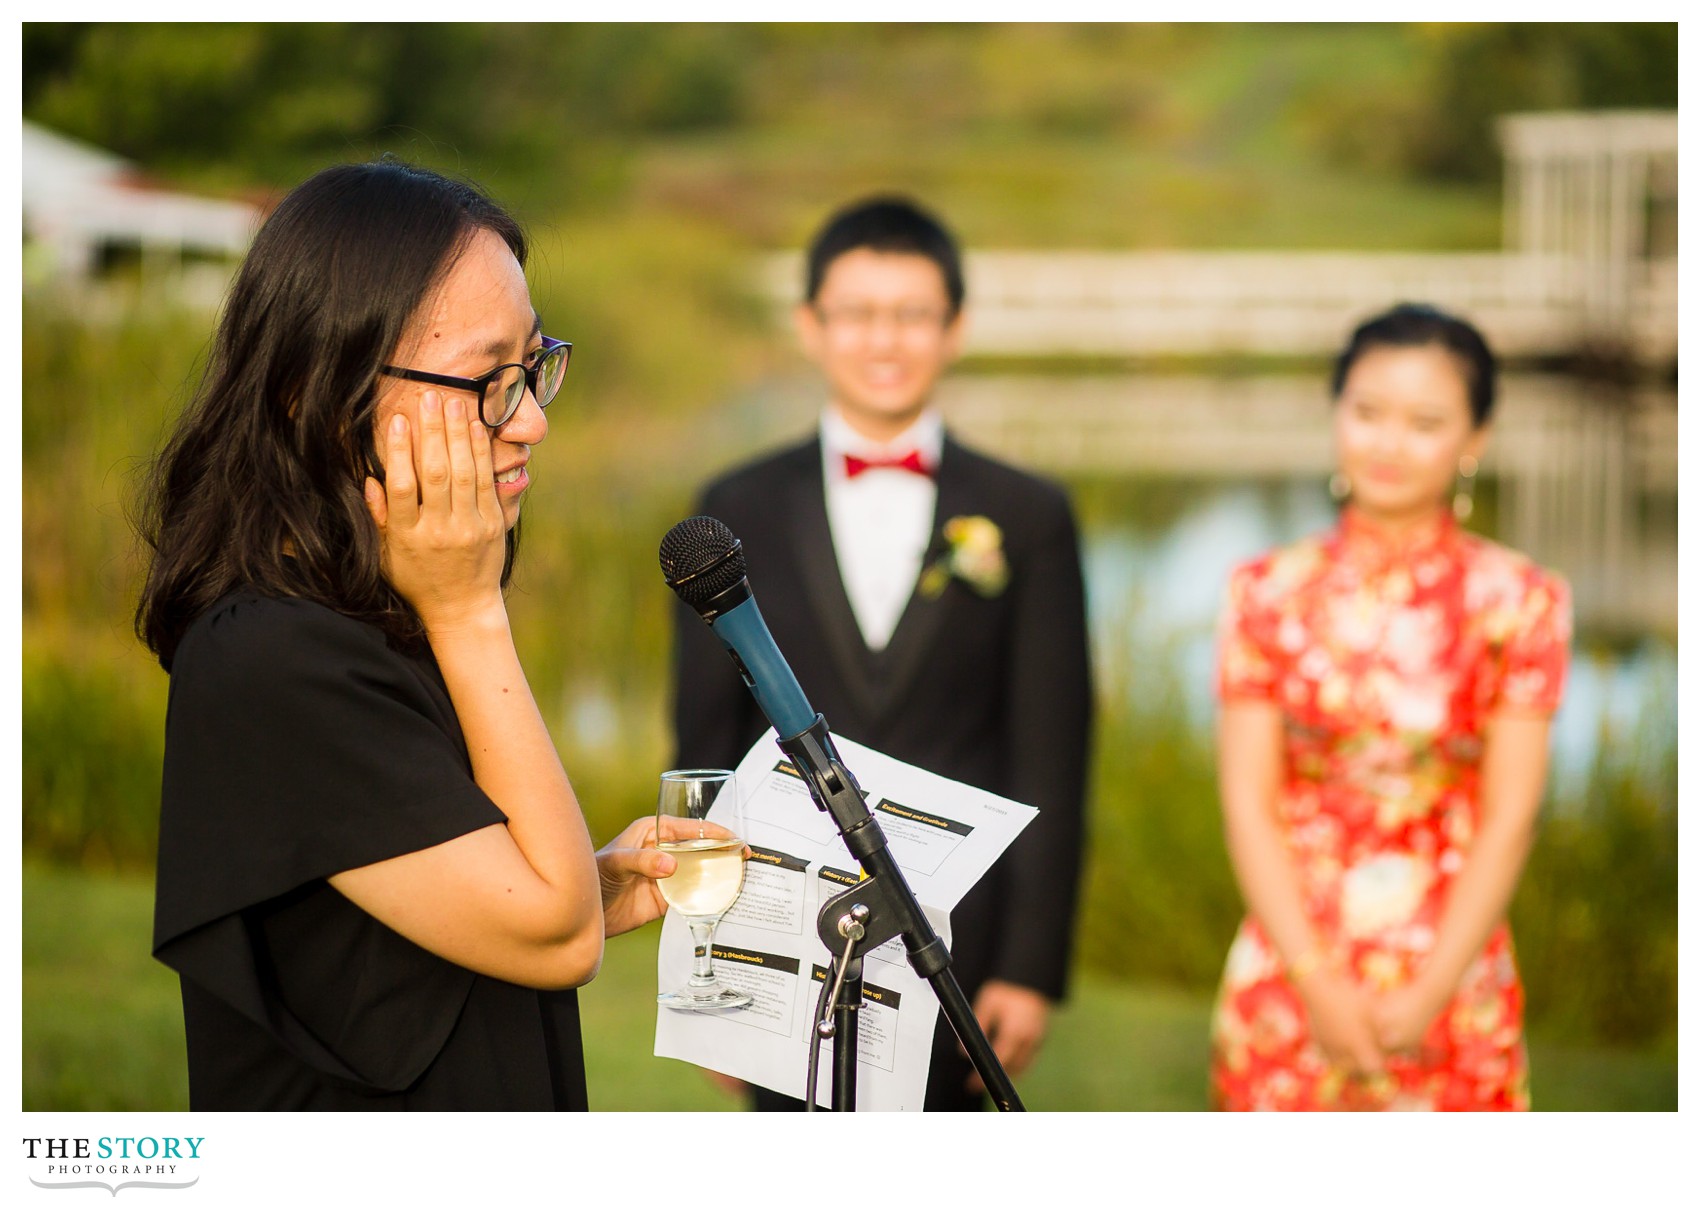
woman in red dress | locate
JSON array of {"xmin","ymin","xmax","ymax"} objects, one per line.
[{"xmin": 1210, "ymin": 304, "xmax": 1571, "ymax": 1111}]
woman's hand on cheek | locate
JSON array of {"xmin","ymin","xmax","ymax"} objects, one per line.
[{"xmin": 362, "ymin": 391, "xmax": 508, "ymax": 634}]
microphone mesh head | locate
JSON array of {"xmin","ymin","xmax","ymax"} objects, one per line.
[{"xmin": 659, "ymin": 516, "xmax": 747, "ymax": 606}]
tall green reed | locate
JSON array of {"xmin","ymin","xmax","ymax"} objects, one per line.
[{"xmin": 1510, "ymin": 651, "xmax": 1678, "ymax": 1045}]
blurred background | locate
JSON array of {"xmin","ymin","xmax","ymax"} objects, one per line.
[{"xmin": 21, "ymin": 22, "xmax": 1676, "ymax": 1111}]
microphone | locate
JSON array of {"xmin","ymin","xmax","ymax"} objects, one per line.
[
  {"xmin": 660, "ymin": 516, "xmax": 816, "ymax": 740},
  {"xmin": 660, "ymin": 517, "xmax": 1026, "ymax": 1110}
]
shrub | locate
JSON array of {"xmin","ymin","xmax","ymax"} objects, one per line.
[
  {"xmin": 1511, "ymin": 658, "xmax": 1678, "ymax": 1045},
  {"xmin": 22, "ymin": 627, "xmax": 168, "ymax": 872}
]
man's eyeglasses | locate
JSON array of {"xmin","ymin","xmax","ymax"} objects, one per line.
[
  {"xmin": 812, "ymin": 303, "xmax": 951, "ymax": 334},
  {"xmin": 381, "ymin": 336, "xmax": 571, "ymax": 429}
]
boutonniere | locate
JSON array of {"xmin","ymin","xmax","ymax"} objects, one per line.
[{"xmin": 919, "ymin": 515, "xmax": 1010, "ymax": 599}]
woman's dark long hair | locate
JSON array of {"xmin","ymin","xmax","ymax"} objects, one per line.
[{"xmin": 135, "ymin": 159, "xmax": 527, "ymax": 670}]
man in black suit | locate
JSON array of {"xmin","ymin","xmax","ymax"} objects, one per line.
[{"xmin": 670, "ymin": 197, "xmax": 1092, "ymax": 1111}]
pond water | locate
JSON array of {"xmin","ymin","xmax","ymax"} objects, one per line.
[{"xmin": 1077, "ymin": 476, "xmax": 1676, "ymax": 806}]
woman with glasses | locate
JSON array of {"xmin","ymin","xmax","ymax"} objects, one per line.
[{"xmin": 137, "ymin": 159, "xmax": 675, "ymax": 1110}]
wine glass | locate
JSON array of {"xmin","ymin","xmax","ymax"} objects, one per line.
[{"xmin": 655, "ymin": 768, "xmax": 752, "ymax": 1011}]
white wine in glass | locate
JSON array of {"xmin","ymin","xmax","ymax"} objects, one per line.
[{"xmin": 656, "ymin": 768, "xmax": 752, "ymax": 1012}]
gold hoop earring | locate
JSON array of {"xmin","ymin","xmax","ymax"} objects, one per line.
[
  {"xmin": 1453, "ymin": 454, "xmax": 1479, "ymax": 522},
  {"xmin": 1329, "ymin": 472, "xmax": 1351, "ymax": 503}
]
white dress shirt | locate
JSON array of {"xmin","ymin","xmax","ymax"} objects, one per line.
[{"xmin": 820, "ymin": 407, "xmax": 945, "ymax": 652}]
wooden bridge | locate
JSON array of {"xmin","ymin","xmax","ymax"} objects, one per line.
[
  {"xmin": 757, "ymin": 111, "xmax": 1677, "ymax": 366},
  {"xmin": 758, "ymin": 249, "xmax": 1675, "ymax": 363}
]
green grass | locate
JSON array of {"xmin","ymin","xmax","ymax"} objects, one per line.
[
  {"xmin": 23, "ymin": 861, "xmax": 1676, "ymax": 1112},
  {"xmin": 22, "ymin": 862, "xmax": 190, "ymax": 1111},
  {"xmin": 29, "ymin": 24, "xmax": 1527, "ymax": 254}
]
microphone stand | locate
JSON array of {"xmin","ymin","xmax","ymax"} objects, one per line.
[{"xmin": 778, "ymin": 716, "xmax": 1025, "ymax": 1112}]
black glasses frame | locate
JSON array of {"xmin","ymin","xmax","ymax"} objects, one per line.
[{"xmin": 381, "ymin": 336, "xmax": 571, "ymax": 428}]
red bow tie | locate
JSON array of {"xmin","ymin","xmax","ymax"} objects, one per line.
[{"xmin": 843, "ymin": 450, "xmax": 933, "ymax": 479}]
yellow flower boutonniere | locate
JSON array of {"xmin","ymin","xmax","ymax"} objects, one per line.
[{"xmin": 919, "ymin": 515, "xmax": 1010, "ymax": 599}]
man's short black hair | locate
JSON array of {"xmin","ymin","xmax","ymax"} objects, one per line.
[{"xmin": 803, "ymin": 195, "xmax": 964, "ymax": 314}]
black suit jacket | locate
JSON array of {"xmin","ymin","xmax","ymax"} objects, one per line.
[{"xmin": 670, "ymin": 432, "xmax": 1092, "ymax": 1103}]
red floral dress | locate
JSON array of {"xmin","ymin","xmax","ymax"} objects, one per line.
[{"xmin": 1210, "ymin": 506, "xmax": 1570, "ymax": 1111}]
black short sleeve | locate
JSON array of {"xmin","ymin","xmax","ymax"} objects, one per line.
[{"xmin": 152, "ymin": 591, "xmax": 509, "ymax": 1095}]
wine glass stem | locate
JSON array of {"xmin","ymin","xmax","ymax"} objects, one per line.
[{"xmin": 687, "ymin": 917, "xmax": 721, "ymax": 988}]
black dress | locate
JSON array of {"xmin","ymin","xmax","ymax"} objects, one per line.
[{"xmin": 152, "ymin": 590, "xmax": 588, "ymax": 1111}]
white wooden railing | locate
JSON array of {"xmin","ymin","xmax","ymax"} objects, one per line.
[{"xmin": 758, "ymin": 250, "xmax": 1677, "ymax": 362}]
